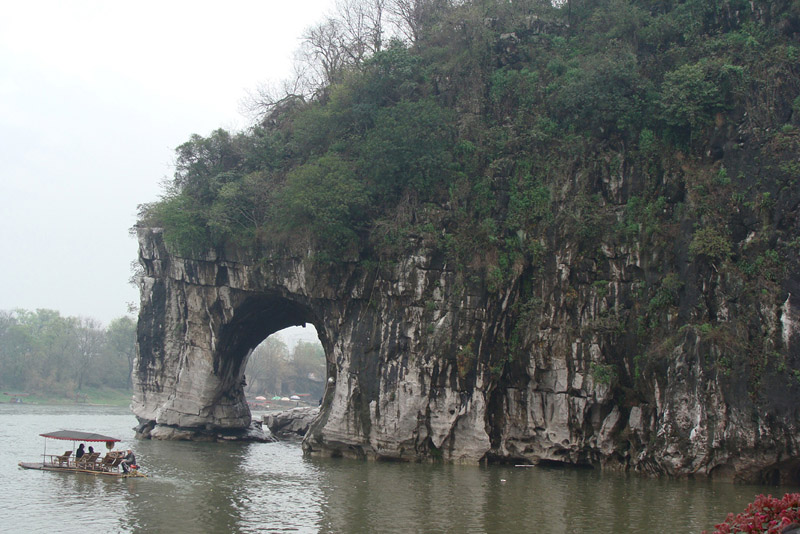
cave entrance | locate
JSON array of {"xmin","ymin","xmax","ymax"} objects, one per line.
[{"xmin": 244, "ymin": 325, "xmax": 326, "ymax": 412}]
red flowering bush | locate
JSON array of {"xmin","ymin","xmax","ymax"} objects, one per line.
[{"xmin": 705, "ymin": 493, "xmax": 800, "ymax": 533}]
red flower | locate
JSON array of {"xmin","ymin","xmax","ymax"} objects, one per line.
[{"xmin": 704, "ymin": 494, "xmax": 800, "ymax": 534}]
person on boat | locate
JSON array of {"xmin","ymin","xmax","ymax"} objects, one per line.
[
  {"xmin": 88, "ymin": 446, "xmax": 94, "ymax": 455},
  {"xmin": 75, "ymin": 443, "xmax": 85, "ymax": 459},
  {"xmin": 121, "ymin": 449, "xmax": 137, "ymax": 473}
]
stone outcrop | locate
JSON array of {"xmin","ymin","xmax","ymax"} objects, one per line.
[
  {"xmin": 264, "ymin": 407, "xmax": 320, "ymax": 439},
  {"xmin": 134, "ymin": 217, "xmax": 800, "ymax": 482},
  {"xmin": 135, "ymin": 419, "xmax": 275, "ymax": 442}
]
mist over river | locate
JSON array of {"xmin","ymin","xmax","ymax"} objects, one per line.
[{"xmin": 1, "ymin": 404, "xmax": 796, "ymax": 533}]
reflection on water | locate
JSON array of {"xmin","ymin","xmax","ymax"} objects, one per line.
[{"xmin": 1, "ymin": 404, "xmax": 797, "ymax": 533}]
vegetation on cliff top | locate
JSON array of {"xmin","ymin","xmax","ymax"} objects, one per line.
[
  {"xmin": 139, "ymin": 0, "xmax": 800, "ymax": 264},
  {"xmin": 138, "ymin": 0, "xmax": 800, "ymax": 401}
]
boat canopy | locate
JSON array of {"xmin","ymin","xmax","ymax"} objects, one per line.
[{"xmin": 39, "ymin": 430, "xmax": 121, "ymax": 442}]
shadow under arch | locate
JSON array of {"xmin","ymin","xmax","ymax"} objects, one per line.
[{"xmin": 215, "ymin": 293, "xmax": 330, "ymax": 389}]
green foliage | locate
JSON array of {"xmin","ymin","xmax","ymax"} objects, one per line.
[
  {"xmin": 0, "ymin": 309, "xmax": 135, "ymax": 395},
  {"xmin": 659, "ymin": 60, "xmax": 743, "ymax": 141},
  {"xmin": 648, "ymin": 273, "xmax": 684, "ymax": 312},
  {"xmin": 272, "ymin": 153, "xmax": 369, "ymax": 257},
  {"xmin": 208, "ymin": 171, "xmax": 275, "ymax": 246},
  {"xmin": 359, "ymin": 98, "xmax": 455, "ymax": 200},
  {"xmin": 549, "ymin": 42, "xmax": 652, "ymax": 136},
  {"xmin": 714, "ymin": 166, "xmax": 731, "ymax": 186},
  {"xmin": 135, "ymin": 0, "xmax": 798, "ymax": 344},
  {"xmin": 739, "ymin": 248, "xmax": 785, "ymax": 281},
  {"xmin": 507, "ymin": 171, "xmax": 551, "ymax": 233},
  {"xmin": 146, "ymin": 194, "xmax": 212, "ymax": 255},
  {"xmin": 659, "ymin": 62, "xmax": 721, "ymax": 130},
  {"xmin": 486, "ymin": 265, "xmax": 505, "ymax": 294},
  {"xmin": 565, "ymin": 193, "xmax": 611, "ymax": 246},
  {"xmin": 173, "ymin": 129, "xmax": 249, "ymax": 204},
  {"xmin": 354, "ymin": 41, "xmax": 425, "ymax": 109},
  {"xmin": 593, "ymin": 280, "xmax": 610, "ymax": 300},
  {"xmin": 617, "ymin": 195, "xmax": 668, "ymax": 242},
  {"xmin": 456, "ymin": 341, "xmax": 476, "ymax": 380},
  {"xmin": 122, "ymin": 0, "xmax": 800, "ymax": 418},
  {"xmin": 489, "ymin": 67, "xmax": 540, "ymax": 118},
  {"xmin": 638, "ymin": 128, "xmax": 658, "ymax": 157},
  {"xmin": 106, "ymin": 317, "xmax": 137, "ymax": 389},
  {"xmin": 689, "ymin": 226, "xmax": 732, "ymax": 262},
  {"xmin": 589, "ymin": 362, "xmax": 618, "ymax": 386},
  {"xmin": 244, "ymin": 337, "xmax": 326, "ymax": 400}
]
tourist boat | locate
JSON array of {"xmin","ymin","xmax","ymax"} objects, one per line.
[{"xmin": 18, "ymin": 430, "xmax": 146, "ymax": 478}]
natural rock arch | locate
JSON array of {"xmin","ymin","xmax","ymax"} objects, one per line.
[
  {"xmin": 214, "ymin": 294, "xmax": 327, "ymax": 398},
  {"xmin": 133, "ymin": 231, "xmax": 334, "ymax": 440},
  {"xmin": 132, "ymin": 226, "xmax": 493, "ymax": 459},
  {"xmin": 133, "ymin": 227, "xmax": 800, "ymax": 483}
]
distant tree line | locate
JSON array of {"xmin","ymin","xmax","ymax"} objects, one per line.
[
  {"xmin": 0, "ymin": 309, "xmax": 136, "ymax": 396},
  {"xmin": 244, "ymin": 337, "xmax": 327, "ymax": 401}
]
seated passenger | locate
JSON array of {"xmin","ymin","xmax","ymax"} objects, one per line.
[{"xmin": 121, "ymin": 449, "xmax": 137, "ymax": 473}]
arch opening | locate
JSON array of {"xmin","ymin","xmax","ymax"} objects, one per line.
[
  {"xmin": 213, "ymin": 294, "xmax": 331, "ymax": 421},
  {"xmin": 244, "ymin": 325, "xmax": 327, "ymax": 411}
]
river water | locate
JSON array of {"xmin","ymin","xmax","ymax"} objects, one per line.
[{"xmin": 1, "ymin": 404, "xmax": 796, "ymax": 533}]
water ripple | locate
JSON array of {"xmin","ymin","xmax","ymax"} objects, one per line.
[{"xmin": 2, "ymin": 405, "xmax": 797, "ymax": 533}]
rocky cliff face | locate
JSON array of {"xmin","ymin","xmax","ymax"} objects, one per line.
[
  {"xmin": 131, "ymin": 0, "xmax": 800, "ymax": 483},
  {"xmin": 136, "ymin": 192, "xmax": 800, "ymax": 481}
]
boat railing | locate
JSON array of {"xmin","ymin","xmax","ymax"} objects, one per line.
[{"xmin": 45, "ymin": 450, "xmax": 126, "ymax": 472}]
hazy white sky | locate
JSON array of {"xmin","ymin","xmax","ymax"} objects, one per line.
[{"xmin": 0, "ymin": 0, "xmax": 336, "ymax": 325}]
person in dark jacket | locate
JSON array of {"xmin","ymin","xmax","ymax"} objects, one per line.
[
  {"xmin": 75, "ymin": 443, "xmax": 85, "ymax": 459},
  {"xmin": 121, "ymin": 449, "xmax": 137, "ymax": 473}
]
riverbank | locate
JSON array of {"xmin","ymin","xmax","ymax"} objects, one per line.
[{"xmin": 2, "ymin": 387, "xmax": 132, "ymax": 407}]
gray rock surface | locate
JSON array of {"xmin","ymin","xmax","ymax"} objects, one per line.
[
  {"xmin": 263, "ymin": 407, "xmax": 320, "ymax": 439},
  {"xmin": 133, "ymin": 227, "xmax": 800, "ymax": 482},
  {"xmin": 134, "ymin": 416, "xmax": 275, "ymax": 442}
]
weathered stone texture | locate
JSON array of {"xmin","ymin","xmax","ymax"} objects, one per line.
[
  {"xmin": 263, "ymin": 407, "xmax": 319, "ymax": 439},
  {"xmin": 134, "ymin": 225, "xmax": 800, "ymax": 482}
]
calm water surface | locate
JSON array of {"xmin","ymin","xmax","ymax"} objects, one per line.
[{"xmin": 1, "ymin": 404, "xmax": 796, "ymax": 533}]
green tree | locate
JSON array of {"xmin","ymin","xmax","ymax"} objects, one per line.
[
  {"xmin": 0, "ymin": 311, "xmax": 32, "ymax": 389},
  {"xmin": 272, "ymin": 153, "xmax": 370, "ymax": 257},
  {"xmin": 208, "ymin": 171, "xmax": 275, "ymax": 246},
  {"xmin": 244, "ymin": 337, "xmax": 290, "ymax": 396},
  {"xmin": 73, "ymin": 317, "xmax": 105, "ymax": 391},
  {"xmin": 292, "ymin": 341, "xmax": 326, "ymax": 380},
  {"xmin": 145, "ymin": 194, "xmax": 212, "ymax": 255},
  {"xmin": 689, "ymin": 226, "xmax": 732, "ymax": 263},
  {"xmin": 173, "ymin": 129, "xmax": 246, "ymax": 204},
  {"xmin": 658, "ymin": 61, "xmax": 742, "ymax": 141},
  {"xmin": 359, "ymin": 97, "xmax": 455, "ymax": 199},
  {"xmin": 24, "ymin": 309, "xmax": 78, "ymax": 388},
  {"xmin": 106, "ymin": 316, "xmax": 137, "ymax": 389},
  {"xmin": 0, "ymin": 309, "xmax": 137, "ymax": 395},
  {"xmin": 549, "ymin": 42, "xmax": 651, "ymax": 137}
]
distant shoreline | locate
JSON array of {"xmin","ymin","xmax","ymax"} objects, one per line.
[{"xmin": 2, "ymin": 388, "xmax": 132, "ymax": 407}]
